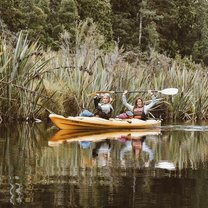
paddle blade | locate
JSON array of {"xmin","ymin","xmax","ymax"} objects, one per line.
[{"xmin": 160, "ymin": 88, "xmax": 178, "ymax": 95}]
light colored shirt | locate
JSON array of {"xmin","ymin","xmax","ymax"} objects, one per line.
[
  {"xmin": 98, "ymin": 103, "xmax": 113, "ymax": 114},
  {"xmin": 122, "ymin": 94, "xmax": 157, "ymax": 115}
]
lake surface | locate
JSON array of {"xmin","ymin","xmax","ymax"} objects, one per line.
[{"xmin": 0, "ymin": 122, "xmax": 208, "ymax": 208}]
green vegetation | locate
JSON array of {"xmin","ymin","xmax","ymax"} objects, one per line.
[
  {"xmin": 1, "ymin": 0, "xmax": 208, "ymax": 61},
  {"xmin": 1, "ymin": 1, "xmax": 208, "ymax": 121}
]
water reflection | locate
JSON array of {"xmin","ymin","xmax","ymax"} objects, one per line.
[
  {"xmin": 0, "ymin": 122, "xmax": 49, "ymax": 206},
  {"xmin": 0, "ymin": 123, "xmax": 208, "ymax": 207},
  {"xmin": 48, "ymin": 129, "xmax": 160, "ymax": 170}
]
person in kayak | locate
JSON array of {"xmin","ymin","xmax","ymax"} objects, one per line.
[
  {"xmin": 94, "ymin": 93, "xmax": 113, "ymax": 119},
  {"xmin": 79, "ymin": 93, "xmax": 113, "ymax": 119},
  {"xmin": 121, "ymin": 90, "xmax": 157, "ymax": 120}
]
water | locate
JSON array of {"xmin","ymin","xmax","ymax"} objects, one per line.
[{"xmin": 1, "ymin": 122, "xmax": 208, "ymax": 207}]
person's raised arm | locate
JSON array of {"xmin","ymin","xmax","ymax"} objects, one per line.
[
  {"xmin": 144, "ymin": 91, "xmax": 157, "ymax": 114},
  {"xmin": 122, "ymin": 90, "xmax": 134, "ymax": 111},
  {"xmin": 94, "ymin": 95, "xmax": 101, "ymax": 110}
]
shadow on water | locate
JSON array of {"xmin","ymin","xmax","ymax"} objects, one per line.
[{"xmin": 0, "ymin": 123, "xmax": 208, "ymax": 207}]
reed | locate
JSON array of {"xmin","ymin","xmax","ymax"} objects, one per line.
[
  {"xmin": 0, "ymin": 32, "xmax": 51, "ymax": 121},
  {"xmin": 163, "ymin": 65, "xmax": 208, "ymax": 120},
  {"xmin": 1, "ymin": 22, "xmax": 208, "ymax": 121}
]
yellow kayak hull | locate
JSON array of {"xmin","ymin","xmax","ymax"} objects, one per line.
[{"xmin": 49, "ymin": 114, "xmax": 161, "ymax": 130}]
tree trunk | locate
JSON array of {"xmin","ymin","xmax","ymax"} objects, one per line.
[{"xmin": 138, "ymin": 11, "xmax": 143, "ymax": 48}]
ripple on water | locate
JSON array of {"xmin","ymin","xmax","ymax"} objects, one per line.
[{"xmin": 162, "ymin": 125, "xmax": 208, "ymax": 132}]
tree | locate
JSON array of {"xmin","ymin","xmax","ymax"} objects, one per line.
[
  {"xmin": 59, "ymin": 0, "xmax": 78, "ymax": 39},
  {"xmin": 138, "ymin": 0, "xmax": 161, "ymax": 51},
  {"xmin": 175, "ymin": 0, "xmax": 198, "ymax": 57},
  {"xmin": 111, "ymin": 0, "xmax": 161, "ymax": 52},
  {"xmin": 18, "ymin": 0, "xmax": 47, "ymax": 44},
  {"xmin": 192, "ymin": 0, "xmax": 208, "ymax": 64},
  {"xmin": 76, "ymin": 0, "xmax": 113, "ymax": 43},
  {"xmin": 150, "ymin": 0, "xmax": 200, "ymax": 60},
  {"xmin": 111, "ymin": 0, "xmax": 140, "ymax": 50},
  {"xmin": 148, "ymin": 0, "xmax": 179, "ymax": 56},
  {"xmin": 0, "ymin": 0, "xmax": 22, "ymax": 33},
  {"xmin": 45, "ymin": 0, "xmax": 78, "ymax": 50}
]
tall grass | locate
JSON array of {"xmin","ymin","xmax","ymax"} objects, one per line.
[
  {"xmin": 0, "ymin": 32, "xmax": 51, "ymax": 121},
  {"xmin": 1, "ymin": 22, "xmax": 208, "ymax": 121},
  {"xmin": 44, "ymin": 25, "xmax": 208, "ymax": 120},
  {"xmin": 163, "ymin": 60, "xmax": 208, "ymax": 120}
]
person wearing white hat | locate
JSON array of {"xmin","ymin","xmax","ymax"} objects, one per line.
[
  {"xmin": 94, "ymin": 93, "xmax": 113, "ymax": 119},
  {"xmin": 79, "ymin": 93, "xmax": 113, "ymax": 119}
]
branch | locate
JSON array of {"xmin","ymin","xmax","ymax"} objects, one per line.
[{"xmin": 0, "ymin": 80, "xmax": 55, "ymax": 102}]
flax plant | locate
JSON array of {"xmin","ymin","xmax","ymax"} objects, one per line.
[
  {"xmin": 2, "ymin": 22, "xmax": 208, "ymax": 120},
  {"xmin": 45, "ymin": 22, "xmax": 166, "ymax": 116},
  {"xmin": 164, "ymin": 64, "xmax": 208, "ymax": 120},
  {"xmin": 44, "ymin": 41, "xmax": 208, "ymax": 119},
  {"xmin": 45, "ymin": 21, "xmax": 116, "ymax": 115},
  {"xmin": 0, "ymin": 32, "xmax": 51, "ymax": 120}
]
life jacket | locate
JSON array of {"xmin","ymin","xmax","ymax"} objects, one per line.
[
  {"xmin": 94, "ymin": 97, "xmax": 113, "ymax": 119},
  {"xmin": 133, "ymin": 107, "xmax": 147, "ymax": 120},
  {"xmin": 94, "ymin": 108, "xmax": 112, "ymax": 119}
]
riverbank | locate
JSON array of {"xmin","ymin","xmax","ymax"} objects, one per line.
[{"xmin": 1, "ymin": 29, "xmax": 208, "ymax": 122}]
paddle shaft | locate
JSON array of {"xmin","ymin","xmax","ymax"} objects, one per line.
[
  {"xmin": 89, "ymin": 88, "xmax": 178, "ymax": 96},
  {"xmin": 113, "ymin": 90, "xmax": 156, "ymax": 93},
  {"xmin": 89, "ymin": 90, "xmax": 155, "ymax": 97}
]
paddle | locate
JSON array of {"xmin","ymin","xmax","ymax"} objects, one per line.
[{"xmin": 88, "ymin": 88, "xmax": 178, "ymax": 96}]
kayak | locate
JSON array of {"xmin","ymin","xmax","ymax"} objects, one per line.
[
  {"xmin": 49, "ymin": 114, "xmax": 161, "ymax": 130},
  {"xmin": 49, "ymin": 129, "xmax": 161, "ymax": 146}
]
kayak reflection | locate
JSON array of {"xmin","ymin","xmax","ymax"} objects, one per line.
[
  {"xmin": 49, "ymin": 129, "xmax": 161, "ymax": 145},
  {"xmin": 49, "ymin": 129, "xmax": 161, "ymax": 168}
]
